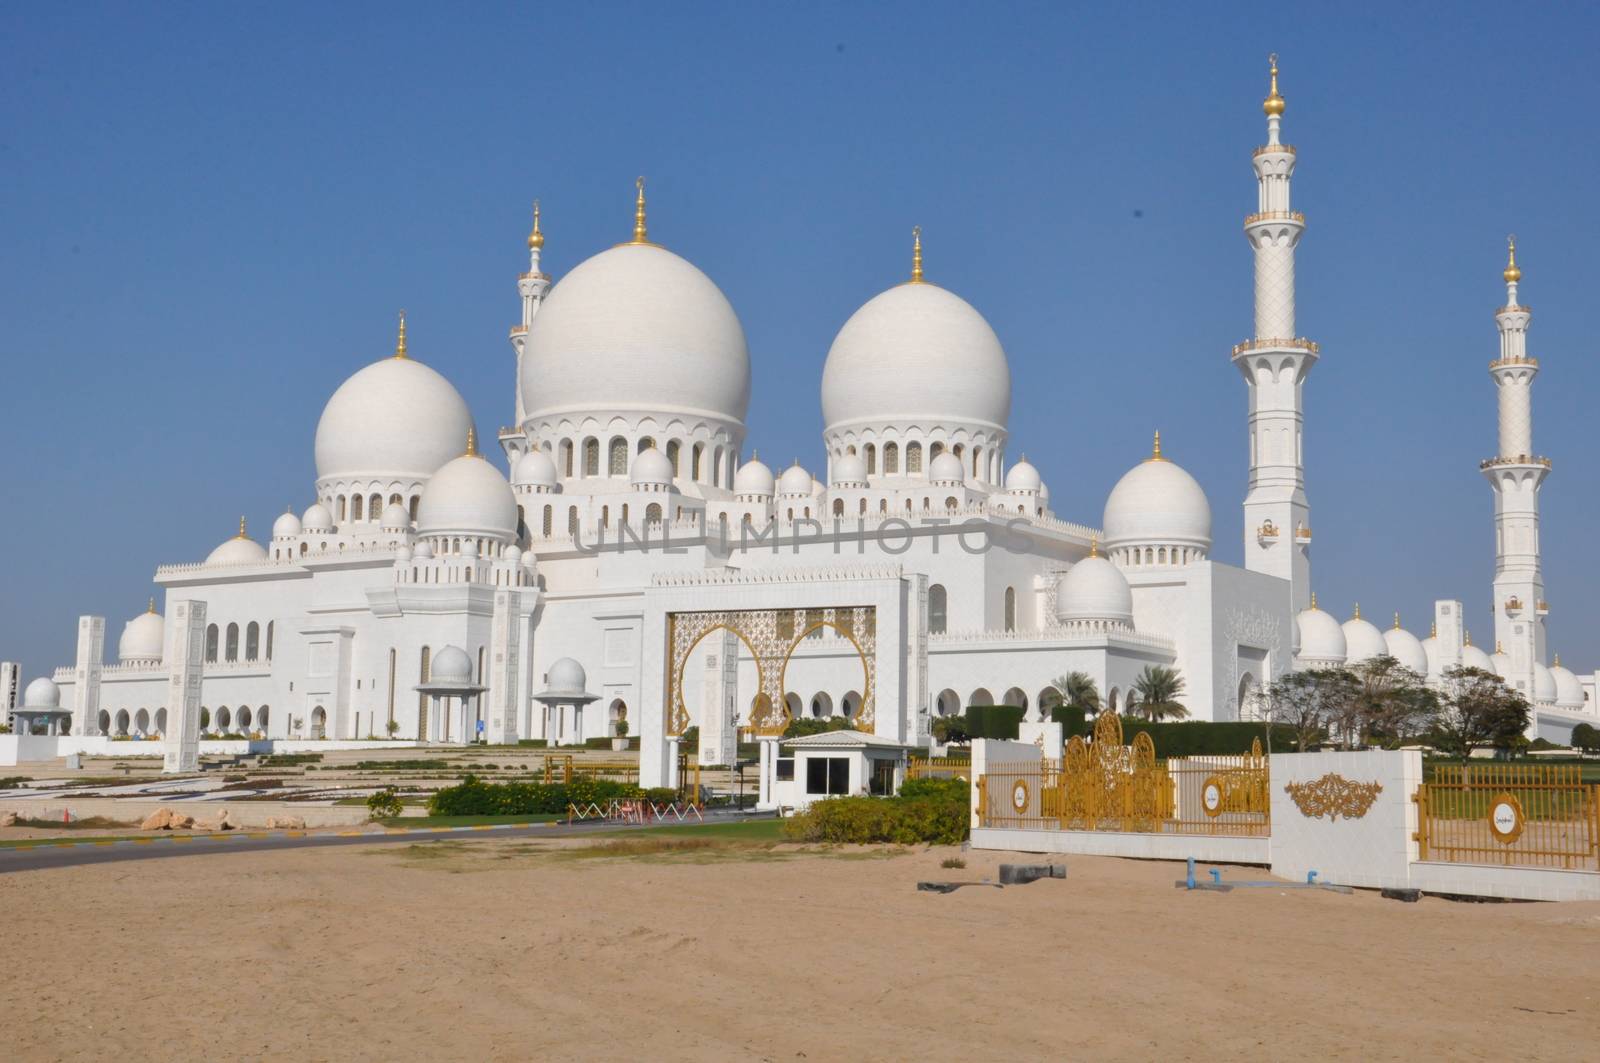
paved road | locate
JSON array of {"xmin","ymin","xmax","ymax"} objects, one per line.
[{"xmin": 0, "ymin": 813, "xmax": 755, "ymax": 874}]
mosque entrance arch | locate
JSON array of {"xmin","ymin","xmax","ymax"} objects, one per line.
[{"xmin": 780, "ymin": 620, "xmax": 873, "ymax": 727}]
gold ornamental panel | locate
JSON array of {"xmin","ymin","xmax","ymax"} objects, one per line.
[{"xmin": 1282, "ymin": 773, "xmax": 1384, "ymax": 821}]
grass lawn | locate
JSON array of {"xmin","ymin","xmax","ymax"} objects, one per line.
[
  {"xmin": 378, "ymin": 813, "xmax": 567, "ymax": 828},
  {"xmin": 612, "ymin": 817, "xmax": 786, "ymax": 841},
  {"xmin": 0, "ymin": 835, "xmax": 140, "ymax": 849}
]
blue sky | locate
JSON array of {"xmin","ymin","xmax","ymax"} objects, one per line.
[{"xmin": 2, "ymin": 2, "xmax": 1598, "ymax": 679}]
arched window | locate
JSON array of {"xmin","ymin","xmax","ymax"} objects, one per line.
[
  {"xmin": 930, "ymin": 441, "xmax": 944, "ymax": 459},
  {"xmin": 1003, "ymin": 587, "xmax": 1016, "ymax": 632},
  {"xmin": 665, "ymin": 440, "xmax": 680, "ymax": 475},
  {"xmin": 369, "ymin": 493, "xmax": 382, "ymax": 519},
  {"xmin": 583, "ymin": 438, "xmax": 600, "ymax": 476},
  {"xmin": 601, "ymin": 506, "xmax": 609, "ymax": 527},
  {"xmin": 713, "ymin": 447, "xmax": 724, "ymax": 487},
  {"xmin": 351, "ymin": 494, "xmax": 364, "ymax": 522},
  {"xmin": 972, "ymin": 446, "xmax": 983, "ymax": 479},
  {"xmin": 257, "ymin": 705, "xmax": 269, "ymax": 731},
  {"xmin": 417, "ymin": 646, "xmax": 431, "ymax": 739},
  {"xmin": 542, "ymin": 505, "xmax": 553, "ymax": 537},
  {"xmin": 608, "ymin": 437, "xmax": 628, "ymax": 476},
  {"xmin": 389, "ymin": 493, "xmax": 403, "ymax": 507},
  {"xmin": 858, "ymin": 498, "xmax": 867, "ymax": 515},
  {"xmin": 691, "ymin": 443, "xmax": 704, "ymax": 481},
  {"xmin": 205, "ymin": 624, "xmax": 219, "ymax": 663},
  {"xmin": 865, "ymin": 444, "xmax": 876, "ymax": 475},
  {"xmin": 946, "ymin": 496, "xmax": 958, "ymax": 511},
  {"xmin": 266, "ymin": 621, "xmax": 274, "ymax": 660},
  {"xmin": 833, "ymin": 498, "xmax": 844, "ymax": 516},
  {"xmin": 884, "ymin": 442, "xmax": 899, "ymax": 474},
  {"xmin": 645, "ymin": 502, "xmax": 662, "ymax": 522},
  {"xmin": 568, "ymin": 507, "xmax": 579, "ymax": 535},
  {"xmin": 928, "ymin": 584, "xmax": 948, "ymax": 634},
  {"xmin": 638, "ymin": 436, "xmax": 655, "ymax": 454},
  {"xmin": 907, "ymin": 442, "xmax": 922, "ymax": 474},
  {"xmin": 225, "ymin": 623, "xmax": 240, "ymax": 662},
  {"xmin": 245, "ymin": 622, "xmax": 260, "ymax": 661},
  {"xmin": 560, "ymin": 439, "xmax": 574, "ymax": 477},
  {"xmin": 409, "ymin": 495, "xmax": 419, "ymax": 521},
  {"xmin": 337, "ymin": 495, "xmax": 348, "ymax": 522}
]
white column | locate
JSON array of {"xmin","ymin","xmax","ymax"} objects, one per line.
[
  {"xmin": 72, "ymin": 616, "xmax": 105, "ymax": 737},
  {"xmin": 665, "ymin": 736, "xmax": 682, "ymax": 790},
  {"xmin": 756, "ymin": 736, "xmax": 779, "ymax": 810},
  {"xmin": 487, "ymin": 590, "xmax": 523, "ymax": 744},
  {"xmin": 163, "ymin": 601, "xmax": 205, "ymax": 774}
]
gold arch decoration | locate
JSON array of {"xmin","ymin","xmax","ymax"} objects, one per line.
[
  {"xmin": 666, "ymin": 607, "xmax": 876, "ymax": 738},
  {"xmin": 1282, "ymin": 773, "xmax": 1383, "ymax": 821}
]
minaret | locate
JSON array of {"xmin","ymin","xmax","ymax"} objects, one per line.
[
  {"xmin": 1483, "ymin": 236, "xmax": 1549, "ymax": 699},
  {"xmin": 1235, "ymin": 55, "xmax": 1316, "ymax": 612},
  {"xmin": 508, "ymin": 200, "xmax": 551, "ymax": 437}
]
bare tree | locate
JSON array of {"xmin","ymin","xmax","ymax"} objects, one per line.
[{"xmin": 1434, "ymin": 666, "xmax": 1530, "ymax": 760}]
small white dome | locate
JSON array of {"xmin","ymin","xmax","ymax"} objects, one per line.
[
  {"xmin": 272, "ymin": 509, "xmax": 303, "ymax": 538},
  {"xmin": 378, "ymin": 502, "xmax": 410, "ymax": 531},
  {"xmin": 735, "ymin": 456, "xmax": 776, "ymax": 495},
  {"xmin": 513, "ymin": 448, "xmax": 558, "ymax": 487},
  {"xmin": 630, "ymin": 446, "xmax": 674, "ymax": 487},
  {"xmin": 821, "ymin": 281, "xmax": 1010, "ymax": 435},
  {"xmin": 206, "ymin": 524, "xmax": 269, "ymax": 566},
  {"xmin": 503, "ymin": 544, "xmax": 522, "ymax": 564},
  {"xmin": 430, "ymin": 645, "xmax": 473, "ymax": 684},
  {"xmin": 1055, "ymin": 555, "xmax": 1132, "ymax": 625},
  {"xmin": 1342, "ymin": 613, "xmax": 1389, "ymax": 665},
  {"xmin": 1103, "ymin": 442, "xmax": 1211, "ymax": 552},
  {"xmin": 1383, "ymin": 624, "xmax": 1429, "ymax": 676},
  {"xmin": 396, "ymin": 543, "xmax": 413, "ymax": 562},
  {"xmin": 830, "ymin": 453, "xmax": 867, "ymax": 487},
  {"xmin": 1550, "ymin": 661, "xmax": 1584, "ymax": 708},
  {"xmin": 1462, "ymin": 643, "xmax": 1495, "ymax": 672},
  {"xmin": 315, "ymin": 355, "xmax": 473, "ymax": 483},
  {"xmin": 1420, "ymin": 636, "xmax": 1440, "ymax": 679},
  {"xmin": 413, "ymin": 540, "xmax": 434, "ymax": 558},
  {"xmin": 302, "ymin": 502, "xmax": 334, "ymax": 533},
  {"xmin": 929, "ymin": 451, "xmax": 965, "ymax": 485},
  {"xmin": 522, "ymin": 242, "xmax": 751, "ymax": 428},
  {"xmin": 1005, "ymin": 458, "xmax": 1042, "ymax": 492},
  {"xmin": 777, "ymin": 462, "xmax": 813, "ymax": 496},
  {"xmin": 417, "ymin": 450, "xmax": 518, "ymax": 542},
  {"xmin": 22, "ymin": 676, "xmax": 60, "ymax": 709},
  {"xmin": 542, "ymin": 657, "xmax": 590, "ymax": 697},
  {"xmin": 1533, "ymin": 662, "xmax": 1557, "ymax": 704},
  {"xmin": 118, "ymin": 605, "xmax": 164, "ymax": 663},
  {"xmin": 1296, "ymin": 604, "xmax": 1347, "ymax": 665}
]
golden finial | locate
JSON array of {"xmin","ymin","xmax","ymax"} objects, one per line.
[
  {"xmin": 147, "ymin": 597, "xmax": 156, "ymax": 614},
  {"xmin": 1353, "ymin": 602, "xmax": 1361, "ymax": 620},
  {"xmin": 1089, "ymin": 535, "xmax": 1099, "ymax": 558},
  {"xmin": 1263, "ymin": 53, "xmax": 1286, "ymax": 117},
  {"xmin": 631, "ymin": 176, "xmax": 648, "ymax": 244},
  {"xmin": 1464, "ymin": 629, "xmax": 1473, "ymax": 647},
  {"xmin": 1310, "ymin": 591, "xmax": 1317, "ymax": 610},
  {"xmin": 394, "ymin": 310, "xmax": 408, "ymax": 359},
  {"xmin": 1149, "ymin": 430, "xmax": 1166, "ymax": 462},
  {"xmin": 1496, "ymin": 640, "xmax": 1504, "ymax": 654},
  {"xmin": 236, "ymin": 515, "xmax": 247, "ymax": 539},
  {"xmin": 465, "ymin": 425, "xmax": 479, "ymax": 457},
  {"xmin": 1394, "ymin": 611, "xmax": 1401, "ymax": 630},
  {"xmin": 527, "ymin": 200, "xmax": 544, "ymax": 250},
  {"xmin": 1431, "ymin": 621, "xmax": 1437, "ymax": 637},
  {"xmin": 910, "ymin": 226, "xmax": 925, "ymax": 283},
  {"xmin": 1503, "ymin": 234, "xmax": 1521, "ymax": 284},
  {"xmin": 1555, "ymin": 653, "xmax": 1561, "ymax": 667}
]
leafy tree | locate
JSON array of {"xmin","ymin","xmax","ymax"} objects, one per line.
[
  {"xmin": 366, "ymin": 788, "xmax": 404, "ymax": 820},
  {"xmin": 1131, "ymin": 665, "xmax": 1188, "ymax": 722},
  {"xmin": 1572, "ymin": 722, "xmax": 1600, "ymax": 755},
  {"xmin": 1050, "ymin": 672, "xmax": 1102, "ymax": 714},
  {"xmin": 931, "ymin": 714, "xmax": 970, "ymax": 746},
  {"xmin": 1257, "ymin": 669, "xmax": 1351, "ymax": 751},
  {"xmin": 1432, "ymin": 666, "xmax": 1530, "ymax": 760},
  {"xmin": 1349, "ymin": 655, "xmax": 1437, "ymax": 748},
  {"xmin": 782, "ymin": 715, "xmax": 854, "ymax": 739}
]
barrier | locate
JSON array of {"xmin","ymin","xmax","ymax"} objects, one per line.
[{"xmin": 1415, "ymin": 762, "xmax": 1599, "ymax": 871}]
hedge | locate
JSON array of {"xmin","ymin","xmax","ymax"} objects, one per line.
[
  {"xmin": 427, "ymin": 775, "xmax": 676, "ymax": 816},
  {"xmin": 1116, "ymin": 719, "xmax": 1293, "ymax": 757},
  {"xmin": 965, "ymin": 704, "xmax": 1025, "ymax": 739},
  {"xmin": 781, "ymin": 793, "xmax": 968, "ymax": 845}
]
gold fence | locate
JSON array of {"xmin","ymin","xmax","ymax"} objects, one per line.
[
  {"xmin": 1414, "ymin": 762, "xmax": 1600, "ymax": 871},
  {"xmin": 908, "ymin": 755, "xmax": 972, "ymax": 781},
  {"xmin": 975, "ymin": 715, "xmax": 1270, "ymax": 837}
]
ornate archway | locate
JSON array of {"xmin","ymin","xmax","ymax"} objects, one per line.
[{"xmin": 666, "ymin": 607, "xmax": 877, "ymax": 737}]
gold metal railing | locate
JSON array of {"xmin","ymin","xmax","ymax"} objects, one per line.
[
  {"xmin": 975, "ymin": 716, "xmax": 1270, "ymax": 837},
  {"xmin": 1232, "ymin": 337, "xmax": 1321, "ymax": 356},
  {"xmin": 908, "ymin": 755, "xmax": 972, "ymax": 781},
  {"xmin": 1414, "ymin": 762, "xmax": 1599, "ymax": 871},
  {"xmin": 1243, "ymin": 210, "xmax": 1305, "ymax": 225}
]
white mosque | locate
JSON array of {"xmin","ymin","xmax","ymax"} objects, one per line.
[{"xmin": 9, "ymin": 59, "xmax": 1596, "ymax": 784}]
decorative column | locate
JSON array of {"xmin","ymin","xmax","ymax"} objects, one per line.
[
  {"xmin": 163, "ymin": 601, "xmax": 205, "ymax": 773},
  {"xmin": 757, "ymin": 736, "xmax": 779, "ymax": 810},
  {"xmin": 1235, "ymin": 55, "xmax": 1316, "ymax": 613},
  {"xmin": 506, "ymin": 201, "xmax": 552, "ymax": 449},
  {"xmin": 72, "ymin": 616, "xmax": 104, "ymax": 737},
  {"xmin": 1483, "ymin": 237, "xmax": 1549, "ymax": 703},
  {"xmin": 486, "ymin": 589, "xmax": 523, "ymax": 744}
]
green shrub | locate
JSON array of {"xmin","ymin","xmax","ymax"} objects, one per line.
[
  {"xmin": 965, "ymin": 705, "xmax": 1024, "ymax": 740},
  {"xmin": 783, "ymin": 716, "xmax": 856, "ymax": 739},
  {"xmin": 426, "ymin": 775, "xmax": 644, "ymax": 816},
  {"xmin": 941, "ymin": 856, "xmax": 967, "ymax": 869},
  {"xmin": 931, "ymin": 715, "xmax": 969, "ymax": 745},
  {"xmin": 1049, "ymin": 705, "xmax": 1089, "ymax": 738},
  {"xmin": 782, "ymin": 794, "xmax": 968, "ymax": 846},
  {"xmin": 367, "ymin": 788, "xmax": 404, "ymax": 819},
  {"xmin": 517, "ymin": 739, "xmax": 548, "ymax": 747},
  {"xmin": 1116, "ymin": 719, "xmax": 1291, "ymax": 757},
  {"xmin": 899, "ymin": 776, "xmax": 968, "ymax": 802},
  {"xmin": 681, "ymin": 725, "xmax": 700, "ymax": 751}
]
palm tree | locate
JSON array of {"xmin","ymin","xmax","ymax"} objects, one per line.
[
  {"xmin": 1050, "ymin": 672, "xmax": 1101, "ymax": 714},
  {"xmin": 1131, "ymin": 665, "xmax": 1188, "ymax": 721}
]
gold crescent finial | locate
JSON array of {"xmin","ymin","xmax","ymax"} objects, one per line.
[
  {"xmin": 148, "ymin": 597, "xmax": 156, "ymax": 614},
  {"xmin": 1394, "ymin": 611, "xmax": 1401, "ymax": 630},
  {"xmin": 910, "ymin": 226, "xmax": 925, "ymax": 283},
  {"xmin": 1503, "ymin": 234, "xmax": 1521, "ymax": 283},
  {"xmin": 1496, "ymin": 640, "xmax": 1504, "ymax": 654},
  {"xmin": 528, "ymin": 200, "xmax": 544, "ymax": 250},
  {"xmin": 1263, "ymin": 53, "xmax": 1286, "ymax": 117},
  {"xmin": 1555, "ymin": 653, "xmax": 1561, "ymax": 666},
  {"xmin": 1464, "ymin": 629, "xmax": 1473, "ymax": 647},
  {"xmin": 1353, "ymin": 602, "xmax": 1361, "ymax": 620},
  {"xmin": 237, "ymin": 515, "xmax": 247, "ymax": 539},
  {"xmin": 1310, "ymin": 591, "xmax": 1317, "ymax": 609},
  {"xmin": 465, "ymin": 425, "xmax": 479, "ymax": 457},
  {"xmin": 1088, "ymin": 535, "xmax": 1099, "ymax": 558},
  {"xmin": 395, "ymin": 310, "xmax": 408, "ymax": 359},
  {"xmin": 631, "ymin": 176, "xmax": 648, "ymax": 244},
  {"xmin": 1149, "ymin": 430, "xmax": 1166, "ymax": 461},
  {"xmin": 1431, "ymin": 620, "xmax": 1437, "ymax": 637}
]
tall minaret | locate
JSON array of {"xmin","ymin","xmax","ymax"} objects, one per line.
[
  {"xmin": 1234, "ymin": 55, "xmax": 1315, "ymax": 612},
  {"xmin": 1483, "ymin": 236, "xmax": 1549, "ymax": 699},
  {"xmin": 507, "ymin": 201, "xmax": 551, "ymax": 442}
]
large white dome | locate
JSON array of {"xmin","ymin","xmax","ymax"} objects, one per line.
[
  {"xmin": 1342, "ymin": 612, "xmax": 1388, "ymax": 665},
  {"xmin": 118, "ymin": 604, "xmax": 164, "ymax": 664},
  {"xmin": 1533, "ymin": 662, "xmax": 1557, "ymax": 704},
  {"xmin": 417, "ymin": 448, "xmax": 517, "ymax": 542},
  {"xmin": 315, "ymin": 355, "xmax": 473, "ymax": 483},
  {"xmin": 1462, "ymin": 642, "xmax": 1495, "ymax": 672},
  {"xmin": 821, "ymin": 281, "xmax": 1010, "ymax": 435},
  {"xmin": 1383, "ymin": 623, "xmax": 1429, "ymax": 676},
  {"xmin": 22, "ymin": 676, "xmax": 60, "ymax": 709},
  {"xmin": 206, "ymin": 522, "xmax": 268, "ymax": 566},
  {"xmin": 1103, "ymin": 440, "xmax": 1211, "ymax": 553},
  {"xmin": 1055, "ymin": 556, "xmax": 1132, "ymax": 626},
  {"xmin": 521, "ymin": 243, "xmax": 750, "ymax": 426},
  {"xmin": 1550, "ymin": 660, "xmax": 1584, "ymax": 708},
  {"xmin": 735, "ymin": 456, "xmax": 776, "ymax": 496},
  {"xmin": 1295, "ymin": 603, "xmax": 1347, "ymax": 665}
]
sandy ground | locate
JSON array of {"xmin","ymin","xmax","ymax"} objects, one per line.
[{"xmin": 2, "ymin": 838, "xmax": 1596, "ymax": 1062}]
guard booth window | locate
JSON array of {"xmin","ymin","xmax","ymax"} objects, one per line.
[
  {"xmin": 805, "ymin": 756, "xmax": 850, "ymax": 796},
  {"xmin": 776, "ymin": 757, "xmax": 794, "ymax": 782}
]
